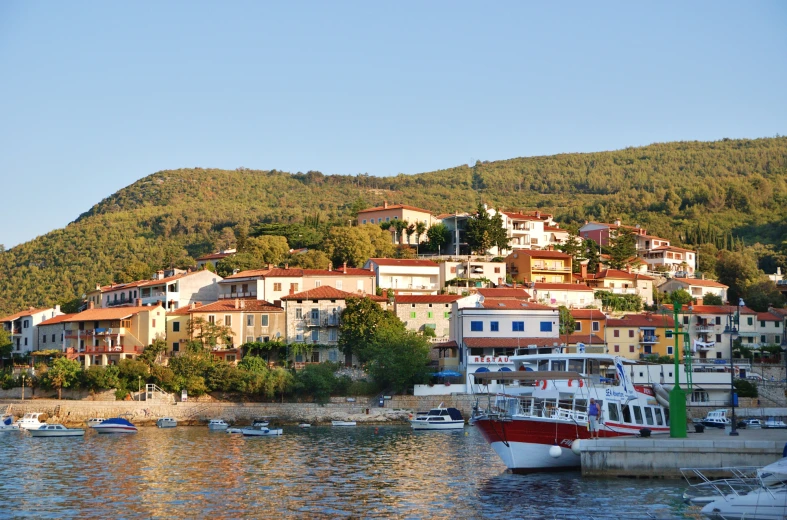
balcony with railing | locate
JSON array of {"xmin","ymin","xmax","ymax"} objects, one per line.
[
  {"xmin": 83, "ymin": 343, "xmax": 143, "ymax": 355},
  {"xmin": 639, "ymin": 334, "xmax": 659, "ymax": 344},
  {"xmin": 531, "ymin": 264, "xmax": 571, "ymax": 272}
]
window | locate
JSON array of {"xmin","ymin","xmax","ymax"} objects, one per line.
[
  {"xmin": 226, "ymin": 355, "xmax": 236, "ymax": 363},
  {"xmin": 716, "ymin": 334, "xmax": 721, "ymax": 342},
  {"xmin": 261, "ymin": 315, "xmax": 269, "ymax": 327},
  {"xmin": 512, "ymin": 322, "xmax": 524, "ymax": 332},
  {"xmin": 427, "ymin": 312, "xmax": 433, "ymax": 319},
  {"xmin": 470, "ymin": 321, "xmax": 483, "ymax": 332},
  {"xmin": 665, "ymin": 330, "xmax": 673, "ymax": 338},
  {"xmin": 311, "ymin": 309, "xmax": 320, "ymax": 321},
  {"xmin": 273, "ymin": 283, "xmax": 282, "ymax": 292},
  {"xmin": 761, "ymin": 335, "xmax": 767, "ymax": 343},
  {"xmin": 52, "ymin": 334, "xmax": 56, "ymax": 342},
  {"xmin": 173, "ymin": 342, "xmax": 179, "ymax": 352},
  {"xmin": 683, "ymin": 316, "xmax": 689, "ymax": 325},
  {"xmin": 613, "ymin": 330, "xmax": 620, "ymax": 338},
  {"xmin": 716, "ymin": 352, "xmax": 722, "ymax": 359},
  {"xmin": 644, "ymin": 408, "xmax": 654, "ymax": 426},
  {"xmin": 490, "ymin": 321, "xmax": 499, "ymax": 332},
  {"xmin": 540, "ymin": 322, "xmax": 552, "ymax": 332},
  {"xmin": 290, "ymin": 283, "xmax": 299, "ymax": 293},
  {"xmin": 629, "ymin": 345, "xmax": 635, "ymax": 353},
  {"xmin": 246, "ymin": 336, "xmax": 253, "ymax": 343},
  {"xmin": 362, "ymin": 219, "xmax": 367, "ymax": 224},
  {"xmin": 777, "ymin": 336, "xmax": 781, "ymax": 344},
  {"xmin": 592, "ymin": 322, "xmax": 599, "ymax": 332},
  {"xmin": 295, "ymin": 308, "xmax": 303, "ymax": 319},
  {"xmin": 715, "ymin": 316, "xmax": 721, "ymax": 325},
  {"xmin": 385, "ymin": 217, "xmax": 390, "ymax": 222},
  {"xmin": 667, "ymin": 346, "xmax": 673, "ymax": 355},
  {"xmin": 224, "ymin": 315, "xmax": 232, "ymax": 326},
  {"xmin": 23, "ymin": 320, "xmax": 29, "ymax": 329},
  {"xmin": 607, "ymin": 403, "xmax": 620, "ymax": 422},
  {"xmin": 230, "ymin": 285, "xmax": 237, "ymax": 294},
  {"xmin": 208, "ymin": 315, "xmax": 215, "ymax": 324},
  {"xmin": 410, "ymin": 312, "xmax": 416, "ymax": 319},
  {"xmin": 173, "ymin": 322, "xmax": 180, "ymax": 332},
  {"xmin": 328, "ymin": 329, "xmax": 337, "ymax": 342},
  {"xmin": 494, "ymin": 267, "xmax": 500, "ymax": 273},
  {"xmin": 575, "ymin": 322, "xmax": 582, "ymax": 331},
  {"xmin": 654, "ymin": 408, "xmax": 664, "ymax": 426},
  {"xmin": 315, "ymin": 280, "xmax": 322, "ymax": 288},
  {"xmin": 42, "ymin": 335, "xmax": 46, "ymax": 344},
  {"xmin": 336, "ymin": 280, "xmax": 343, "ymax": 290},
  {"xmin": 632, "ymin": 406, "xmax": 643, "ymax": 425},
  {"xmin": 411, "ymin": 304, "xmax": 416, "ymax": 308},
  {"xmin": 622, "ymin": 405, "xmax": 632, "ymax": 423},
  {"xmin": 444, "ymin": 312, "xmax": 450, "ymax": 319},
  {"xmin": 760, "ymin": 320, "xmax": 765, "ymax": 328},
  {"xmin": 311, "ymin": 351, "xmax": 320, "ymax": 362},
  {"xmin": 311, "ymin": 330, "xmax": 319, "ymax": 342},
  {"xmin": 614, "ymin": 345, "xmax": 620, "ymax": 352},
  {"xmin": 24, "ymin": 338, "xmax": 28, "ymax": 346},
  {"xmin": 628, "ymin": 330, "xmax": 634, "ymax": 338},
  {"xmin": 747, "ymin": 317, "xmax": 753, "ymax": 326}
]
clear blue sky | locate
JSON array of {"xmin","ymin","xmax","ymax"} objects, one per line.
[{"xmin": 1, "ymin": 1, "xmax": 785, "ymax": 248}]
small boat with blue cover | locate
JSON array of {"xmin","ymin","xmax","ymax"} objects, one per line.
[
  {"xmin": 92, "ymin": 417, "xmax": 138, "ymax": 434},
  {"xmin": 410, "ymin": 403, "xmax": 465, "ymax": 430}
]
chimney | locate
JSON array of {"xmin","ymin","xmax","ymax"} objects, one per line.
[
  {"xmin": 343, "ymin": 262, "xmax": 347, "ymax": 273},
  {"xmin": 274, "ymin": 299, "xmax": 282, "ymax": 308},
  {"xmin": 597, "ymin": 262, "xmax": 603, "ymax": 274},
  {"xmin": 383, "ymin": 201, "xmax": 388, "ymax": 209},
  {"xmin": 88, "ymin": 301, "xmax": 95, "ymax": 310},
  {"xmin": 240, "ymin": 299, "xmax": 245, "ymax": 309},
  {"xmin": 328, "ymin": 263, "xmax": 332, "ymax": 271},
  {"xmin": 135, "ymin": 299, "xmax": 142, "ymax": 307},
  {"xmin": 289, "ymin": 287, "xmax": 295, "ymax": 295},
  {"xmin": 580, "ymin": 259, "xmax": 589, "ymax": 279},
  {"xmin": 535, "ymin": 211, "xmax": 541, "ymax": 218},
  {"xmin": 614, "ymin": 218, "xmax": 621, "ymax": 226},
  {"xmin": 284, "ymin": 263, "xmax": 289, "ymax": 270},
  {"xmin": 547, "ymin": 245, "xmax": 554, "ymax": 251},
  {"xmin": 268, "ymin": 263, "xmax": 273, "ymax": 270},
  {"xmin": 234, "ymin": 298, "xmax": 240, "ymax": 309},
  {"xmin": 190, "ymin": 302, "xmax": 196, "ymax": 310}
]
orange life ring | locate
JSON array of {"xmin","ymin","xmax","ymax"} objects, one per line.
[
  {"xmin": 541, "ymin": 380, "xmax": 548, "ymax": 390},
  {"xmin": 568, "ymin": 379, "xmax": 573, "ymax": 387},
  {"xmin": 568, "ymin": 379, "xmax": 584, "ymax": 388},
  {"xmin": 579, "ymin": 379, "xmax": 584, "ymax": 388}
]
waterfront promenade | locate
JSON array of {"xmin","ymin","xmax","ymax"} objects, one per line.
[{"xmin": 581, "ymin": 426, "xmax": 787, "ymax": 477}]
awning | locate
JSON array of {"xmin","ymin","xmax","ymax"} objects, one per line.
[
  {"xmin": 474, "ymin": 367, "xmax": 490, "ymax": 373},
  {"xmin": 424, "ymin": 323, "xmax": 436, "ymax": 329},
  {"xmin": 498, "ymin": 367, "xmax": 512, "ymax": 372}
]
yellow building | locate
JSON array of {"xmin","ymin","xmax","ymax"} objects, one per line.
[
  {"xmin": 505, "ymin": 249, "xmax": 572, "ymax": 284},
  {"xmin": 605, "ymin": 313, "xmax": 676, "ymax": 360},
  {"xmin": 356, "ymin": 202, "xmax": 436, "ymax": 245}
]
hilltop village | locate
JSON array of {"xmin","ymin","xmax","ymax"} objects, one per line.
[{"xmin": 3, "ymin": 203, "xmax": 787, "ymax": 402}]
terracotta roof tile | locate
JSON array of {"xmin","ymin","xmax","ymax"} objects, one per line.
[
  {"xmin": 357, "ymin": 204, "xmax": 433, "ymax": 214},
  {"xmin": 38, "ymin": 314, "xmax": 76, "ymax": 326},
  {"xmin": 464, "ymin": 337, "xmax": 561, "ymax": 348},
  {"xmin": 662, "ymin": 304, "xmax": 757, "ymax": 315},
  {"xmin": 533, "ymin": 283, "xmax": 593, "ymax": 291},
  {"xmin": 281, "ymin": 286, "xmax": 387, "ymax": 302},
  {"xmin": 477, "ymin": 288, "xmax": 531, "ymax": 299},
  {"xmin": 395, "ymin": 295, "xmax": 462, "ymax": 304},
  {"xmin": 607, "ymin": 313, "xmax": 675, "ymax": 327},
  {"xmin": 566, "ymin": 333, "xmax": 606, "ymax": 345},
  {"xmin": 669, "ymin": 278, "xmax": 728, "ymax": 288},
  {"xmin": 196, "ymin": 252, "xmax": 235, "ymax": 261},
  {"xmin": 0, "ymin": 307, "xmax": 52, "ymax": 322},
  {"xmin": 570, "ymin": 309, "xmax": 607, "ymax": 319},
  {"xmin": 367, "ymin": 258, "xmax": 439, "ymax": 268},
  {"xmin": 480, "ymin": 300, "xmax": 557, "ymax": 310},
  {"xmin": 63, "ymin": 305, "xmax": 163, "ymax": 322},
  {"xmin": 590, "ymin": 269, "xmax": 654, "ymax": 281},
  {"xmin": 756, "ymin": 312, "xmax": 781, "ymax": 321},
  {"xmin": 507, "ymin": 250, "xmax": 571, "ymax": 259},
  {"xmin": 188, "ymin": 299, "xmax": 283, "ymax": 313}
]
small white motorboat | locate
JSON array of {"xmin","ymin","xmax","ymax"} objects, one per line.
[
  {"xmin": 410, "ymin": 403, "xmax": 465, "ymax": 430},
  {"xmin": 156, "ymin": 417, "xmax": 177, "ymax": 428},
  {"xmin": 14, "ymin": 412, "xmax": 46, "ymax": 430},
  {"xmin": 251, "ymin": 418, "xmax": 270, "ymax": 428},
  {"xmin": 741, "ymin": 418, "xmax": 762, "ymax": 429},
  {"xmin": 763, "ymin": 418, "xmax": 787, "ymax": 429},
  {"xmin": 208, "ymin": 419, "xmax": 229, "ymax": 431},
  {"xmin": 700, "ymin": 409, "xmax": 731, "ymax": 429},
  {"xmin": 331, "ymin": 421, "xmax": 356, "ymax": 427},
  {"xmin": 0, "ymin": 414, "xmax": 19, "ymax": 432},
  {"xmin": 699, "ymin": 458, "xmax": 787, "ymax": 519},
  {"xmin": 92, "ymin": 417, "xmax": 138, "ymax": 434},
  {"xmin": 28, "ymin": 424, "xmax": 85, "ymax": 438},
  {"xmin": 226, "ymin": 427, "xmax": 244, "ymax": 434},
  {"xmin": 86, "ymin": 418, "xmax": 106, "ymax": 428},
  {"xmin": 298, "ymin": 423, "xmax": 311, "ymax": 429},
  {"xmin": 241, "ymin": 426, "xmax": 283, "ymax": 437}
]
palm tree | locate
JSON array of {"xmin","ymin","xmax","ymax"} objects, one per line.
[
  {"xmin": 414, "ymin": 221, "xmax": 427, "ymax": 255},
  {"xmin": 406, "ymin": 223, "xmax": 416, "ymax": 245}
]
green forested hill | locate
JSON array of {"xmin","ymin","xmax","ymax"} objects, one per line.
[{"xmin": 1, "ymin": 137, "xmax": 786, "ymax": 315}]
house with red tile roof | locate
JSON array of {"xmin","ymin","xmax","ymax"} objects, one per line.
[
  {"xmin": 641, "ymin": 245, "xmax": 697, "ymax": 276},
  {"xmin": 195, "ymin": 249, "xmax": 236, "ymax": 269},
  {"xmin": 219, "ymin": 264, "xmax": 376, "ymax": 304},
  {"xmin": 570, "ymin": 309, "xmax": 607, "ymax": 352},
  {"xmin": 87, "ymin": 268, "xmax": 223, "ymax": 311},
  {"xmin": 658, "ymin": 277, "xmax": 728, "ymax": 304},
  {"xmin": 356, "ymin": 202, "xmax": 437, "ymax": 245},
  {"xmin": 394, "ymin": 294, "xmax": 461, "ymax": 344},
  {"xmin": 438, "ymin": 259, "xmax": 507, "ymax": 291},
  {"xmin": 506, "ymin": 249, "xmax": 573, "ymax": 284},
  {"xmin": 364, "ymin": 258, "xmax": 440, "ymax": 295},
  {"xmin": 183, "ymin": 298, "xmax": 285, "ymax": 365},
  {"xmin": 605, "ymin": 313, "xmax": 676, "ymax": 360},
  {"xmin": 281, "ymin": 288, "xmax": 388, "ymax": 367},
  {"xmin": 530, "ymin": 282, "xmax": 595, "ymax": 308},
  {"xmin": 37, "ymin": 303, "xmax": 166, "ymax": 367},
  {"xmin": 663, "ymin": 304, "xmax": 759, "ymax": 359},
  {"xmin": 1, "ymin": 305, "xmax": 64, "ymax": 355},
  {"xmin": 582, "ymin": 268, "xmax": 655, "ymax": 305}
]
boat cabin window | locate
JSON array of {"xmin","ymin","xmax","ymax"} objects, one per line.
[
  {"xmin": 586, "ymin": 359, "xmax": 600, "ymax": 375},
  {"xmin": 607, "ymin": 402, "xmax": 620, "ymax": 422},
  {"xmin": 551, "ymin": 360, "xmax": 566, "ymax": 372},
  {"xmin": 644, "ymin": 407, "xmax": 654, "ymax": 426},
  {"xmin": 568, "ymin": 359, "xmax": 584, "ymax": 373},
  {"xmin": 622, "ymin": 404, "xmax": 632, "ymax": 423},
  {"xmin": 654, "ymin": 408, "xmax": 664, "ymax": 426},
  {"xmin": 538, "ymin": 359, "xmax": 549, "ymax": 371},
  {"xmin": 632, "ymin": 406, "xmax": 644, "ymax": 425}
]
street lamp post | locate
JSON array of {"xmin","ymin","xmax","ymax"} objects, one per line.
[
  {"xmin": 21, "ymin": 374, "xmax": 25, "ymax": 401},
  {"xmin": 726, "ymin": 298, "xmax": 744, "ymax": 436},
  {"xmin": 138, "ymin": 376, "xmax": 141, "ymax": 402}
]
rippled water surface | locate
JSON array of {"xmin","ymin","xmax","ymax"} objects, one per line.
[{"xmin": 0, "ymin": 425, "xmax": 698, "ymax": 519}]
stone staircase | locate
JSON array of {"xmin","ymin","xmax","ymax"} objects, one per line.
[{"xmin": 757, "ymin": 382, "xmax": 787, "ymax": 407}]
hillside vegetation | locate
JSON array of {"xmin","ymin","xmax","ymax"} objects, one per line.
[{"xmin": 1, "ymin": 137, "xmax": 786, "ymax": 315}]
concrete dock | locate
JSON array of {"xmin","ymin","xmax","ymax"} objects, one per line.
[{"xmin": 581, "ymin": 427, "xmax": 787, "ymax": 477}]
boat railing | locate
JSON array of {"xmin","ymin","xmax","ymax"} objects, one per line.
[
  {"xmin": 680, "ymin": 466, "xmax": 764, "ymax": 503},
  {"xmin": 491, "ymin": 396, "xmax": 590, "ymax": 424}
]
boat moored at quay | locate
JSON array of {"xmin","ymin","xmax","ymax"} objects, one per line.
[{"xmin": 472, "ymin": 351, "xmax": 669, "ymax": 472}]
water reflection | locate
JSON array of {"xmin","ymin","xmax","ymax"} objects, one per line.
[{"xmin": 0, "ymin": 426, "xmax": 693, "ymax": 518}]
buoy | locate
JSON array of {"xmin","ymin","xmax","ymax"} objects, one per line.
[
  {"xmin": 464, "ymin": 431, "xmax": 469, "ymax": 436},
  {"xmin": 549, "ymin": 445, "xmax": 562, "ymax": 458},
  {"xmin": 374, "ymin": 427, "xmax": 379, "ymax": 434},
  {"xmin": 571, "ymin": 439, "xmax": 581, "ymax": 455}
]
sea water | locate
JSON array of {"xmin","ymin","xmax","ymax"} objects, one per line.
[{"xmin": 0, "ymin": 425, "xmax": 697, "ymax": 519}]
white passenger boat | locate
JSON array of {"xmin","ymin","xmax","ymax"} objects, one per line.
[
  {"xmin": 86, "ymin": 418, "xmax": 105, "ymax": 428},
  {"xmin": 241, "ymin": 426, "xmax": 283, "ymax": 436},
  {"xmin": 28, "ymin": 424, "xmax": 85, "ymax": 437},
  {"xmin": 331, "ymin": 421, "xmax": 356, "ymax": 427},
  {"xmin": 14, "ymin": 412, "xmax": 46, "ymax": 430},
  {"xmin": 472, "ymin": 352, "xmax": 669, "ymax": 472},
  {"xmin": 156, "ymin": 417, "xmax": 177, "ymax": 428},
  {"xmin": 410, "ymin": 404, "xmax": 465, "ymax": 430},
  {"xmin": 208, "ymin": 419, "xmax": 229, "ymax": 431},
  {"xmin": 92, "ymin": 417, "xmax": 138, "ymax": 434},
  {"xmin": 700, "ymin": 409, "xmax": 731, "ymax": 429},
  {"xmin": 0, "ymin": 414, "xmax": 19, "ymax": 432}
]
